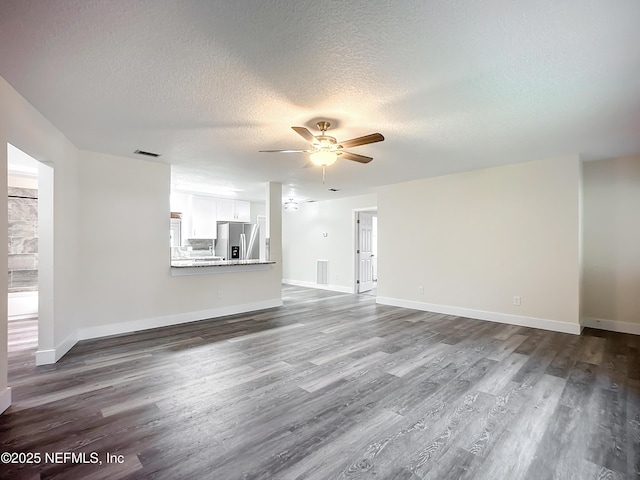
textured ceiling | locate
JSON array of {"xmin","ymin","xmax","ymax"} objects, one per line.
[{"xmin": 1, "ymin": 0, "xmax": 639, "ymax": 202}]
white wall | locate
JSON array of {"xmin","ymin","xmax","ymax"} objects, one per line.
[
  {"xmin": 250, "ymin": 201, "xmax": 265, "ymax": 223},
  {"xmin": 0, "ymin": 75, "xmax": 284, "ymax": 414},
  {"xmin": 76, "ymin": 151, "xmax": 283, "ymax": 336},
  {"xmin": 0, "ymin": 75, "xmax": 81, "ymax": 410},
  {"xmin": 582, "ymin": 155, "xmax": 640, "ymax": 333},
  {"xmin": 266, "ymin": 182, "xmax": 283, "ymax": 268},
  {"xmin": 282, "ymin": 194, "xmax": 377, "ymax": 292},
  {"xmin": 0, "ymin": 98, "xmax": 8, "ymax": 413},
  {"xmin": 377, "ymin": 156, "xmax": 582, "ymax": 333}
]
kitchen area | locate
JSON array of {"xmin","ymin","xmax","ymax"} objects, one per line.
[{"xmin": 170, "ymin": 190, "xmax": 272, "ymax": 273}]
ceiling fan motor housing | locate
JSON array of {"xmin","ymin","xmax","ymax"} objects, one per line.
[{"xmin": 314, "ymin": 135, "xmax": 338, "ymax": 148}]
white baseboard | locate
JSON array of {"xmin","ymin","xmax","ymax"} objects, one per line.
[
  {"xmin": 34, "ymin": 299, "xmax": 283, "ymax": 364},
  {"xmin": 376, "ymin": 297, "xmax": 582, "ymax": 335},
  {"xmin": 283, "ymin": 279, "xmax": 353, "ymax": 294},
  {"xmin": 77, "ymin": 298, "xmax": 283, "ymax": 341},
  {"xmin": 0, "ymin": 387, "xmax": 11, "ymax": 415},
  {"xmin": 36, "ymin": 331, "xmax": 78, "ymax": 366},
  {"xmin": 582, "ymin": 317, "xmax": 640, "ymax": 336}
]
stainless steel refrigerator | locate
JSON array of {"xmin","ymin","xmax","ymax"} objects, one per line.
[{"xmin": 215, "ymin": 222, "xmax": 260, "ymax": 260}]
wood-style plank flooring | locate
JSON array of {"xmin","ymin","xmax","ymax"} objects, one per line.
[{"xmin": 2, "ymin": 285, "xmax": 639, "ymax": 479}]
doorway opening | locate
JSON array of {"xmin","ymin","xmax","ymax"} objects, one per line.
[
  {"xmin": 7, "ymin": 144, "xmax": 41, "ymax": 359},
  {"xmin": 354, "ymin": 208, "xmax": 378, "ymax": 295}
]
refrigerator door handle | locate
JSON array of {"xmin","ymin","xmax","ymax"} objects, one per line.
[
  {"xmin": 246, "ymin": 225, "xmax": 259, "ymax": 260},
  {"xmin": 240, "ymin": 233, "xmax": 247, "ymax": 260}
]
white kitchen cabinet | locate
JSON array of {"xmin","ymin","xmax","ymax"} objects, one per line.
[
  {"xmin": 171, "ymin": 192, "xmax": 251, "ymax": 243},
  {"xmin": 170, "ymin": 218, "xmax": 182, "ymax": 246},
  {"xmin": 234, "ymin": 200, "xmax": 250, "ymax": 222},
  {"xmin": 191, "ymin": 195, "xmax": 217, "ymax": 238},
  {"xmin": 217, "ymin": 199, "xmax": 250, "ymax": 222},
  {"xmin": 216, "ymin": 199, "xmax": 234, "ymax": 222}
]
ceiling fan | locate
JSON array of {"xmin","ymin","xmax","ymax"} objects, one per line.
[{"xmin": 259, "ymin": 121, "xmax": 384, "ymax": 182}]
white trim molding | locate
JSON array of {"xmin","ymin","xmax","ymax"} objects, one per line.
[
  {"xmin": 36, "ymin": 331, "xmax": 78, "ymax": 365},
  {"xmin": 0, "ymin": 387, "xmax": 11, "ymax": 415},
  {"xmin": 582, "ymin": 317, "xmax": 640, "ymax": 336},
  {"xmin": 78, "ymin": 298, "xmax": 283, "ymax": 341},
  {"xmin": 34, "ymin": 299, "xmax": 283, "ymax": 364},
  {"xmin": 376, "ymin": 297, "xmax": 582, "ymax": 335},
  {"xmin": 283, "ymin": 279, "xmax": 353, "ymax": 294}
]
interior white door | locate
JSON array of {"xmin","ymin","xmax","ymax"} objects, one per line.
[{"xmin": 357, "ymin": 212, "xmax": 375, "ymax": 293}]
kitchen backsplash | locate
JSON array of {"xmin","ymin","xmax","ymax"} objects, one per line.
[{"xmin": 185, "ymin": 238, "xmax": 214, "ymax": 250}]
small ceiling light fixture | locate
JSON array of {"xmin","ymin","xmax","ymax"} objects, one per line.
[{"xmin": 283, "ymin": 198, "xmax": 298, "ymax": 210}]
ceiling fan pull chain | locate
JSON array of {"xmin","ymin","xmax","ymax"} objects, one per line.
[{"xmin": 322, "ymin": 166, "xmax": 326, "ymax": 184}]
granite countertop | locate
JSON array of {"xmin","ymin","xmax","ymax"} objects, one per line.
[{"xmin": 171, "ymin": 259, "xmax": 275, "ymax": 268}]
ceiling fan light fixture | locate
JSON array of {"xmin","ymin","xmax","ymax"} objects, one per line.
[
  {"xmin": 309, "ymin": 149, "xmax": 338, "ymax": 167},
  {"xmin": 259, "ymin": 121, "xmax": 383, "ymax": 183},
  {"xmin": 284, "ymin": 198, "xmax": 298, "ymax": 210}
]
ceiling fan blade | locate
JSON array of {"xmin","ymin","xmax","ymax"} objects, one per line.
[
  {"xmin": 291, "ymin": 126, "xmax": 317, "ymax": 144},
  {"xmin": 338, "ymin": 133, "xmax": 384, "ymax": 149},
  {"xmin": 258, "ymin": 149, "xmax": 313, "ymax": 153},
  {"xmin": 340, "ymin": 151, "xmax": 373, "ymax": 163}
]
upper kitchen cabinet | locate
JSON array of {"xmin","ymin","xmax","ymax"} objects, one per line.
[
  {"xmin": 170, "ymin": 191, "xmax": 252, "ymax": 241},
  {"xmin": 191, "ymin": 195, "xmax": 217, "ymax": 238},
  {"xmin": 217, "ymin": 199, "xmax": 250, "ymax": 222},
  {"xmin": 234, "ymin": 200, "xmax": 251, "ymax": 222}
]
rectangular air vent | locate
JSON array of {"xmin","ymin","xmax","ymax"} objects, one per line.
[
  {"xmin": 317, "ymin": 260, "xmax": 328, "ymax": 285},
  {"xmin": 134, "ymin": 149, "xmax": 161, "ymax": 158}
]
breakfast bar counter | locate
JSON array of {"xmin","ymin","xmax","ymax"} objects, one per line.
[{"xmin": 170, "ymin": 259, "xmax": 276, "ymax": 275}]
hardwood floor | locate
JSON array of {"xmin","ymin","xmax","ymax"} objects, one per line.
[
  {"xmin": 7, "ymin": 317, "xmax": 38, "ymax": 355},
  {"xmin": 1, "ymin": 285, "xmax": 639, "ymax": 479}
]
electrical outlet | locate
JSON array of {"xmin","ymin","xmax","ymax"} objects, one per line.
[
  {"xmin": 418, "ymin": 286, "xmax": 424, "ymax": 294},
  {"xmin": 513, "ymin": 296, "xmax": 521, "ymax": 306},
  {"xmin": 217, "ymin": 290, "xmax": 223, "ymax": 299}
]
